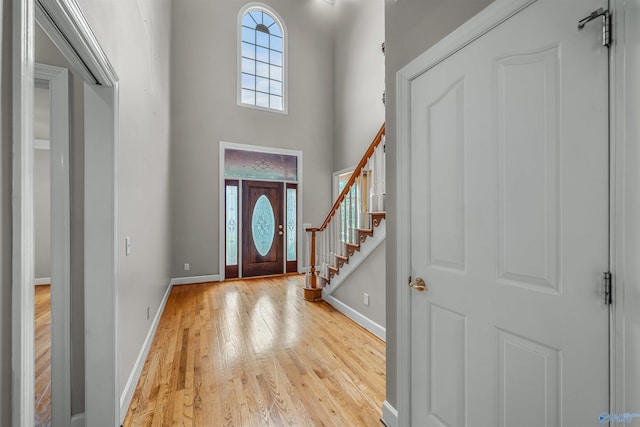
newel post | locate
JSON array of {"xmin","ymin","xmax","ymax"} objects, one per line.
[{"xmin": 304, "ymin": 227, "xmax": 322, "ymax": 301}]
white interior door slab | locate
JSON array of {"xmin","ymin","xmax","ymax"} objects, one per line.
[{"xmin": 409, "ymin": 0, "xmax": 610, "ymax": 425}]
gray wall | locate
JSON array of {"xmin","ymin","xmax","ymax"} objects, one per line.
[
  {"xmin": 384, "ymin": 0, "xmax": 493, "ymax": 408},
  {"xmin": 332, "ymin": 240, "xmax": 386, "ymax": 327},
  {"xmin": 170, "ymin": 0, "xmax": 335, "ymax": 278},
  {"xmin": 35, "ymin": 23, "xmax": 87, "ymax": 414},
  {"xmin": 34, "ymin": 148, "xmax": 51, "ymax": 279},
  {"xmin": 0, "ymin": 0, "xmax": 11, "ymax": 424},
  {"xmin": 333, "ymin": 0, "xmax": 385, "ymax": 171}
]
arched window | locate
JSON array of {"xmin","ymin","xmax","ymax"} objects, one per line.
[{"xmin": 238, "ymin": 4, "xmax": 286, "ymax": 113}]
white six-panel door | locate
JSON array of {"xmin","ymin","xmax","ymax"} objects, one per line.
[{"xmin": 408, "ymin": 0, "xmax": 609, "ymax": 425}]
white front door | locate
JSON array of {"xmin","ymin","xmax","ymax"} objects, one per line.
[{"xmin": 408, "ymin": 0, "xmax": 609, "ymax": 425}]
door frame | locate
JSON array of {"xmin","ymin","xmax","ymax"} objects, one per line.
[
  {"xmin": 609, "ymin": 0, "xmax": 638, "ymax": 416},
  {"xmin": 218, "ymin": 141, "xmax": 303, "ymax": 280},
  {"xmin": 35, "ymin": 62, "xmax": 72, "ymax": 427},
  {"xmin": 13, "ymin": 0, "xmax": 120, "ymax": 425},
  {"xmin": 241, "ymin": 180, "xmax": 285, "ymax": 277},
  {"xmin": 395, "ymin": 0, "xmax": 629, "ymax": 424}
]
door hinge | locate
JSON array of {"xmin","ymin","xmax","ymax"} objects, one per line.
[
  {"xmin": 578, "ymin": 8, "xmax": 611, "ymax": 47},
  {"xmin": 603, "ymin": 271, "xmax": 612, "ymax": 305}
]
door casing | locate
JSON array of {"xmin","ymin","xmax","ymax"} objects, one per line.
[
  {"xmin": 35, "ymin": 62, "xmax": 72, "ymax": 427},
  {"xmin": 13, "ymin": 0, "xmax": 120, "ymax": 425}
]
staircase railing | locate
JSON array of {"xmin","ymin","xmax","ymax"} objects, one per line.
[{"xmin": 304, "ymin": 124, "xmax": 385, "ymax": 300}]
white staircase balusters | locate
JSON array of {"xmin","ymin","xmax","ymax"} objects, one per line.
[{"xmin": 304, "ymin": 124, "xmax": 385, "ymax": 293}]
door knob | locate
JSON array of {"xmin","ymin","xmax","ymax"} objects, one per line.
[
  {"xmin": 278, "ymin": 224, "xmax": 283, "ymax": 229},
  {"xmin": 409, "ymin": 276, "xmax": 427, "ymax": 292},
  {"xmin": 278, "ymin": 231, "xmax": 284, "ymax": 235}
]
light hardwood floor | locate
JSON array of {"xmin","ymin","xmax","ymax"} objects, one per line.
[
  {"xmin": 35, "ymin": 284, "xmax": 52, "ymax": 427},
  {"xmin": 123, "ymin": 275, "xmax": 386, "ymax": 426}
]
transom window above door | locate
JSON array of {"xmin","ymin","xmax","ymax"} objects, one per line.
[{"xmin": 238, "ymin": 4, "xmax": 287, "ymax": 113}]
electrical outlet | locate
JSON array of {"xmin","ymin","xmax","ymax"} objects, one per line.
[
  {"xmin": 184, "ymin": 263, "xmax": 190, "ymax": 271},
  {"xmin": 125, "ymin": 236, "xmax": 131, "ymax": 256},
  {"xmin": 364, "ymin": 293, "xmax": 370, "ymax": 306},
  {"xmin": 146, "ymin": 306, "xmax": 150, "ymax": 320}
]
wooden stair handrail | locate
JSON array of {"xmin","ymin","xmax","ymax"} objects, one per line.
[
  {"xmin": 304, "ymin": 123, "xmax": 384, "ymax": 298},
  {"xmin": 316, "ymin": 123, "xmax": 385, "ymax": 232}
]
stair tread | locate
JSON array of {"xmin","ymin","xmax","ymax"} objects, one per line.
[
  {"xmin": 335, "ymin": 254, "xmax": 349, "ymax": 260},
  {"xmin": 368, "ymin": 211, "xmax": 386, "ymax": 215},
  {"xmin": 327, "ymin": 265, "xmax": 339, "ymax": 272},
  {"xmin": 345, "ymin": 242, "xmax": 360, "ymax": 247},
  {"xmin": 356, "ymin": 228, "xmax": 373, "ymax": 233}
]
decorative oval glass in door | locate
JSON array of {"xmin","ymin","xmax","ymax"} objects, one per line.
[{"xmin": 251, "ymin": 195, "xmax": 275, "ymax": 256}]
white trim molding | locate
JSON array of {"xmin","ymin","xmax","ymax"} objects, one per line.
[
  {"xmin": 396, "ymin": 1, "xmax": 539, "ymax": 425},
  {"xmin": 84, "ymin": 82, "xmax": 120, "ymax": 426},
  {"xmin": 323, "ymin": 294, "xmax": 385, "ymax": 341},
  {"xmin": 36, "ymin": 61, "xmax": 72, "ymax": 427},
  {"xmin": 34, "ymin": 277, "xmax": 51, "ymax": 286},
  {"xmin": 171, "ymin": 274, "xmax": 221, "ymax": 286},
  {"xmin": 120, "ymin": 281, "xmax": 174, "ymax": 423},
  {"xmin": 610, "ymin": 0, "xmax": 639, "ymax": 416},
  {"xmin": 36, "ymin": 0, "xmax": 118, "ymax": 86},
  {"xmin": 381, "ymin": 400, "xmax": 398, "ymax": 427},
  {"xmin": 12, "ymin": 0, "xmax": 36, "ymax": 424}
]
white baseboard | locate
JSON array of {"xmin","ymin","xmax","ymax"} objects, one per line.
[
  {"xmin": 382, "ymin": 400, "xmax": 398, "ymax": 427},
  {"xmin": 170, "ymin": 274, "xmax": 220, "ymax": 286},
  {"xmin": 71, "ymin": 412, "xmax": 85, "ymax": 427},
  {"xmin": 323, "ymin": 294, "xmax": 386, "ymax": 341},
  {"xmin": 119, "ymin": 281, "xmax": 174, "ymax": 423},
  {"xmin": 34, "ymin": 277, "xmax": 51, "ymax": 285}
]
